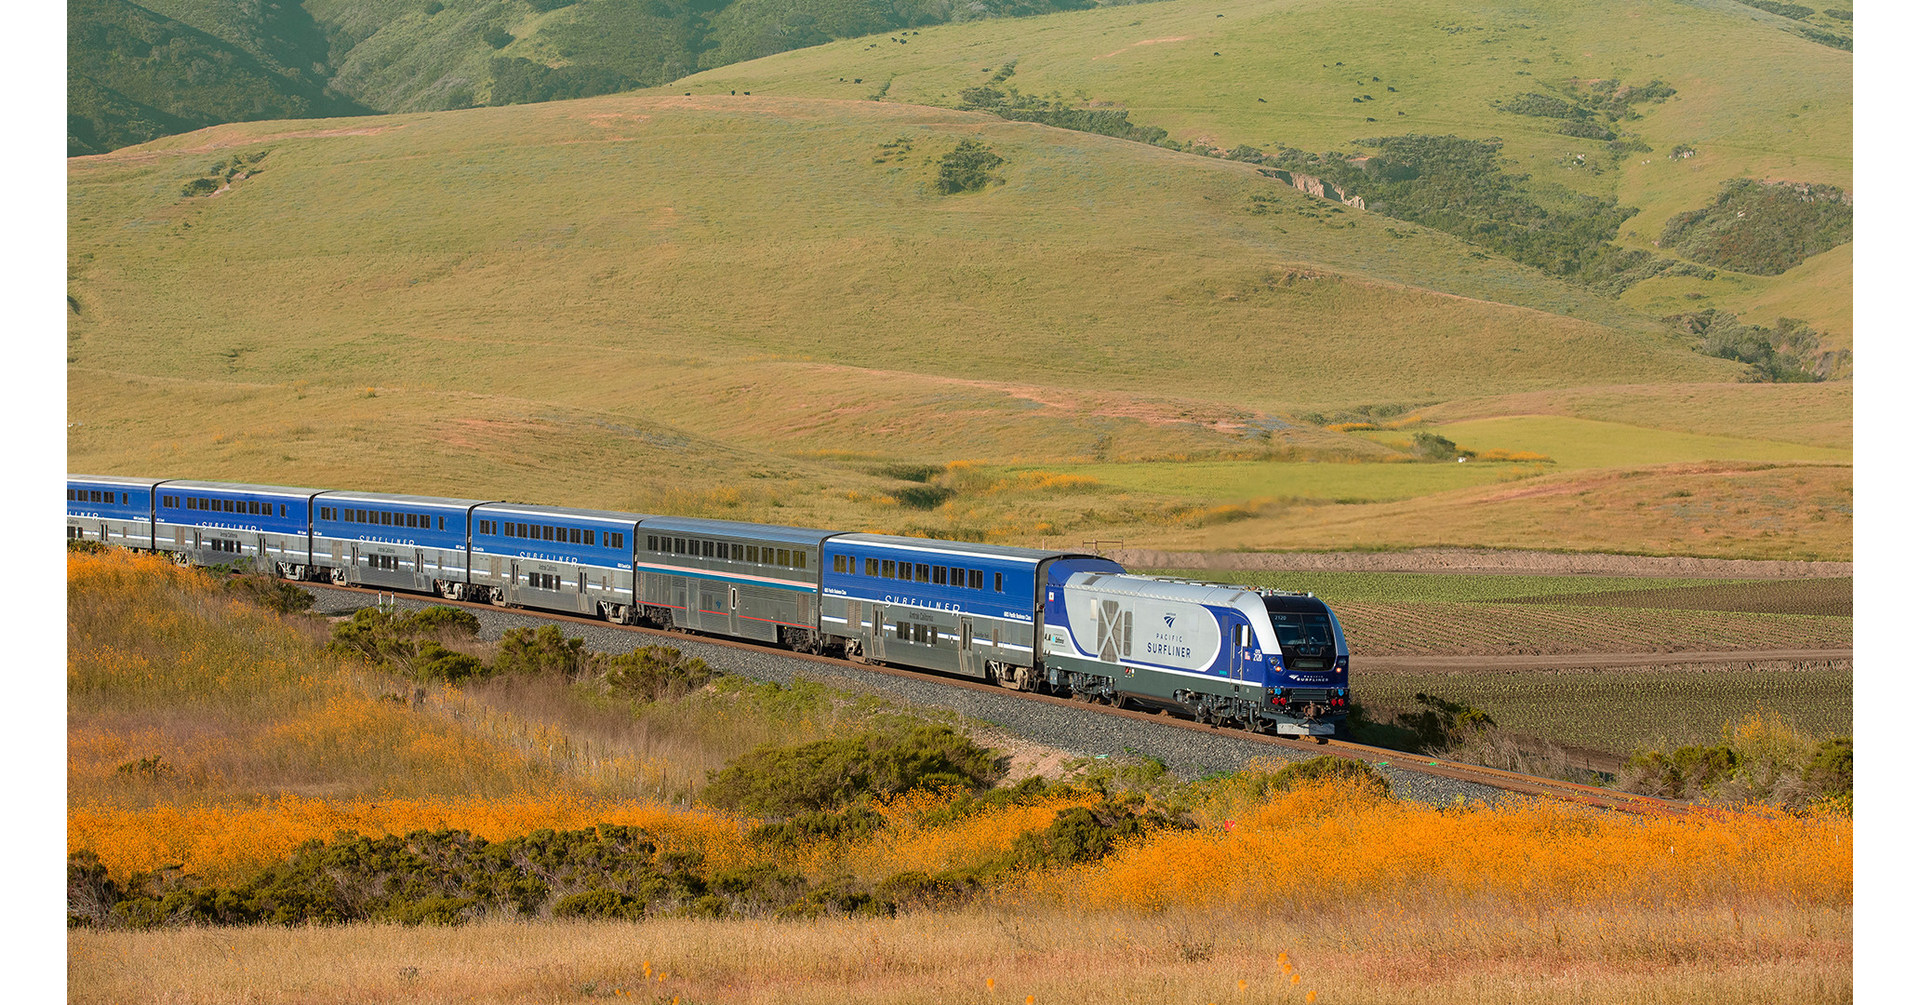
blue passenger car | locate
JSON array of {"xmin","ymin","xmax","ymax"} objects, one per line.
[
  {"xmin": 313, "ymin": 491, "xmax": 494, "ymax": 595},
  {"xmin": 634, "ymin": 517, "xmax": 835, "ymax": 646},
  {"xmin": 471, "ymin": 503, "xmax": 645, "ymax": 618},
  {"xmin": 66, "ymin": 475, "xmax": 163, "ymax": 550},
  {"xmin": 819, "ymin": 534, "xmax": 1121, "ymax": 685},
  {"xmin": 154, "ymin": 480, "xmax": 323, "ymax": 574}
]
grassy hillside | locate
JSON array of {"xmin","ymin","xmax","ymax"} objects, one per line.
[
  {"xmin": 654, "ymin": 0, "xmax": 1852, "ymax": 348},
  {"xmin": 67, "ymin": 92, "xmax": 1850, "ymax": 557}
]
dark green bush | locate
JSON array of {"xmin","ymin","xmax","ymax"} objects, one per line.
[
  {"xmin": 603, "ymin": 645, "xmax": 714, "ymax": 701},
  {"xmin": 493, "ymin": 625, "xmax": 589, "ymax": 678},
  {"xmin": 1806, "ymin": 737, "xmax": 1852, "ymax": 796},
  {"xmin": 1409, "ymin": 431, "xmax": 1460, "ymax": 461},
  {"xmin": 223, "ymin": 573, "xmax": 313, "ymax": 614},
  {"xmin": 895, "ymin": 485, "xmax": 955, "ymax": 509},
  {"xmin": 1660, "ymin": 178, "xmax": 1852, "ymax": 276},
  {"xmin": 1393, "ymin": 692, "xmax": 1497, "ymax": 751},
  {"xmin": 936, "ymin": 139, "xmax": 1005, "ymax": 195},
  {"xmin": 553, "ymin": 888, "xmax": 646, "ymax": 920},
  {"xmin": 749, "ymin": 805, "xmax": 891, "ymax": 850},
  {"xmin": 1626, "ymin": 745, "xmax": 1740, "ymax": 799},
  {"xmin": 704, "ymin": 725, "xmax": 999, "ymax": 816}
]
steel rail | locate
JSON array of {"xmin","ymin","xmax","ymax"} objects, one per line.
[{"xmin": 311, "ymin": 583, "xmax": 1693, "ymax": 816}]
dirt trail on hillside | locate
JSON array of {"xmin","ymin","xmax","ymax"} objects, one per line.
[{"xmin": 1114, "ymin": 548, "xmax": 1851, "ymax": 579}]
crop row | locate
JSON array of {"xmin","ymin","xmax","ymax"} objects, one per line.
[{"xmin": 1339, "ymin": 602, "xmax": 1851, "ymax": 656}]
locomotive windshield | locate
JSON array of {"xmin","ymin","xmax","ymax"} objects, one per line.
[{"xmin": 1267, "ymin": 611, "xmax": 1335, "ymax": 647}]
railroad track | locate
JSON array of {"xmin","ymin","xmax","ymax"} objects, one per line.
[{"xmin": 313, "ymin": 583, "xmax": 1689, "ymax": 817}]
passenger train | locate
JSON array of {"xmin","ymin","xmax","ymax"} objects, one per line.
[{"xmin": 67, "ymin": 474, "xmax": 1351, "ymax": 736}]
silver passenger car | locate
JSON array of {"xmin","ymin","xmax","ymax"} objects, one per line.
[
  {"xmin": 311, "ymin": 491, "xmax": 495, "ymax": 595},
  {"xmin": 469, "ymin": 503, "xmax": 646, "ymax": 618},
  {"xmin": 634, "ymin": 517, "xmax": 836, "ymax": 647}
]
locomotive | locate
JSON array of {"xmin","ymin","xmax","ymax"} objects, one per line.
[{"xmin": 67, "ymin": 474, "xmax": 1350, "ymax": 736}]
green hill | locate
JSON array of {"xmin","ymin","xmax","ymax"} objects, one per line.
[
  {"xmin": 68, "ymin": 0, "xmax": 367, "ymax": 155},
  {"xmin": 67, "ymin": 94, "xmax": 1850, "ymax": 559},
  {"xmin": 68, "ymin": 0, "xmax": 1103, "ymax": 154},
  {"xmin": 649, "ymin": 0, "xmax": 1852, "ymax": 354}
]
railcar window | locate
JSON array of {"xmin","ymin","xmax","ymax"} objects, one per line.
[
  {"xmin": 895, "ymin": 621, "xmax": 909, "ymax": 640},
  {"xmin": 881, "ymin": 559, "xmax": 895, "ymax": 578},
  {"xmin": 731, "ymin": 543, "xmax": 743, "ymax": 560},
  {"xmin": 122, "ymin": 493, "xmax": 130, "ymax": 505},
  {"xmin": 795, "ymin": 551, "xmax": 807, "ymax": 570},
  {"xmin": 865, "ymin": 558, "xmax": 880, "ymax": 577},
  {"xmin": 932, "ymin": 566, "xmax": 947, "ymax": 585},
  {"xmin": 994, "ymin": 572, "xmax": 1004, "ymax": 592},
  {"xmin": 674, "ymin": 538, "xmax": 687, "ymax": 554},
  {"xmin": 771, "ymin": 548, "xmax": 785, "ymax": 567},
  {"xmin": 612, "ymin": 532, "xmax": 623, "ymax": 550},
  {"xmin": 645, "ymin": 536, "xmax": 657, "ymax": 551},
  {"xmin": 915, "ymin": 563, "xmax": 930, "ymax": 583},
  {"xmin": 700, "ymin": 540, "xmax": 712, "ymax": 558},
  {"xmin": 744, "ymin": 545, "xmax": 757, "ymax": 563}
]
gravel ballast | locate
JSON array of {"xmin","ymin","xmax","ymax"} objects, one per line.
[{"xmin": 306, "ymin": 586, "xmax": 1510, "ymax": 808}]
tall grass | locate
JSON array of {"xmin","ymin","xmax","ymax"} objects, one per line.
[{"xmin": 1049, "ymin": 779, "xmax": 1849, "ymax": 915}]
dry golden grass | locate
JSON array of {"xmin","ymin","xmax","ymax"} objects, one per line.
[
  {"xmin": 67, "ymin": 903, "xmax": 1849, "ymax": 1005},
  {"xmin": 67, "ymin": 554, "xmax": 1851, "ymax": 1001},
  {"xmin": 1137, "ymin": 462, "xmax": 1852, "ymax": 561}
]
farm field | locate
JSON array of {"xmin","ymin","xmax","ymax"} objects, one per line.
[
  {"xmin": 1359, "ymin": 664, "xmax": 1852, "ymax": 757},
  {"xmin": 1153, "ymin": 569, "xmax": 1853, "ymax": 655}
]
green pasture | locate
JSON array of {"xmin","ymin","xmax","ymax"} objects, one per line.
[{"xmin": 1358, "ymin": 415, "xmax": 1853, "ymax": 468}]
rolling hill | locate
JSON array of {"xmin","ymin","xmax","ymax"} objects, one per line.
[
  {"xmin": 648, "ymin": 0, "xmax": 1853, "ymax": 353},
  {"xmin": 68, "ymin": 0, "xmax": 1103, "ymax": 154}
]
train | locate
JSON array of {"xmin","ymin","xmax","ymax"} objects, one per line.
[{"xmin": 66, "ymin": 473, "xmax": 1351, "ymax": 736}]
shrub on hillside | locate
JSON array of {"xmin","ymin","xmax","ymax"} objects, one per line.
[
  {"xmin": 1409, "ymin": 431, "xmax": 1461, "ymax": 461},
  {"xmin": 936, "ymin": 139, "xmax": 1005, "ymax": 195},
  {"xmin": 327, "ymin": 606, "xmax": 483, "ymax": 678},
  {"xmin": 603, "ymin": 645, "xmax": 715, "ymax": 702},
  {"xmin": 493, "ymin": 625, "xmax": 590, "ymax": 679},
  {"xmin": 1660, "ymin": 178, "xmax": 1852, "ymax": 276},
  {"xmin": 704, "ymin": 725, "xmax": 1000, "ymax": 816},
  {"xmin": 1623, "ymin": 713, "xmax": 1851, "ymax": 809},
  {"xmin": 223, "ymin": 573, "xmax": 314, "ymax": 614}
]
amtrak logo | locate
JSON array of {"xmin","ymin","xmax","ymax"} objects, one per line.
[{"xmin": 1163, "ymin": 613, "xmax": 1176, "ymax": 627}]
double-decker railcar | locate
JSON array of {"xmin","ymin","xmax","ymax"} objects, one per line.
[
  {"xmin": 1043, "ymin": 572, "xmax": 1350, "ymax": 736},
  {"xmin": 634, "ymin": 517, "xmax": 834, "ymax": 649},
  {"xmin": 820, "ymin": 534, "xmax": 1121, "ymax": 686},
  {"xmin": 312, "ymin": 491, "xmax": 495, "ymax": 596},
  {"xmin": 471, "ymin": 503, "xmax": 644, "ymax": 619},
  {"xmin": 66, "ymin": 475, "xmax": 163, "ymax": 550},
  {"xmin": 154, "ymin": 480, "xmax": 321, "ymax": 575}
]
